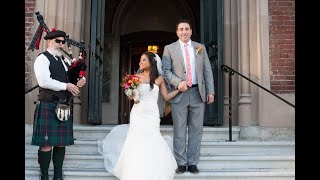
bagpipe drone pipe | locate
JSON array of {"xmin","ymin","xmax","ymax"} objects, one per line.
[{"xmin": 26, "ymin": 11, "xmax": 88, "ymax": 94}]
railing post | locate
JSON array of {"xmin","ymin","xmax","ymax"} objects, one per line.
[
  {"xmin": 228, "ymin": 70, "xmax": 234, "ymax": 141},
  {"xmin": 221, "ymin": 65, "xmax": 235, "ymax": 142}
]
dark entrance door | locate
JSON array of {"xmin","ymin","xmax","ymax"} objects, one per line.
[
  {"xmin": 88, "ymin": 0, "xmax": 105, "ymax": 124},
  {"xmin": 201, "ymin": 0, "xmax": 224, "ymax": 126}
]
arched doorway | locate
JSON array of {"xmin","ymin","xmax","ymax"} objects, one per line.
[
  {"xmin": 100, "ymin": 0, "xmax": 198, "ymax": 125},
  {"xmin": 93, "ymin": 0, "xmax": 224, "ymax": 126}
]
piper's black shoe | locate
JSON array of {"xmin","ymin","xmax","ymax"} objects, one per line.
[{"xmin": 39, "ymin": 174, "xmax": 49, "ymax": 180}]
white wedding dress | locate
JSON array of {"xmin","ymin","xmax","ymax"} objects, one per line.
[{"xmin": 98, "ymin": 84, "xmax": 177, "ymax": 180}]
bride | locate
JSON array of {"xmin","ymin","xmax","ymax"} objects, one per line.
[{"xmin": 98, "ymin": 51, "xmax": 180, "ymax": 180}]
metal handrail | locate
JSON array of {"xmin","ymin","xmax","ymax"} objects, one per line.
[
  {"xmin": 222, "ymin": 65, "xmax": 295, "ymax": 108},
  {"xmin": 25, "ymin": 85, "xmax": 39, "ymax": 94},
  {"xmin": 221, "ymin": 64, "xmax": 295, "ymax": 141}
]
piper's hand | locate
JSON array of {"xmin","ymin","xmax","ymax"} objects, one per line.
[
  {"xmin": 77, "ymin": 77, "xmax": 86, "ymax": 87},
  {"xmin": 67, "ymin": 83, "xmax": 80, "ymax": 96}
]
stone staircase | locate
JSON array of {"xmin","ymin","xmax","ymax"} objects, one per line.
[{"xmin": 25, "ymin": 124, "xmax": 295, "ymax": 180}]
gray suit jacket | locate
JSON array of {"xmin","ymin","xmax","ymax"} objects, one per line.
[{"xmin": 162, "ymin": 40, "xmax": 214, "ymax": 103}]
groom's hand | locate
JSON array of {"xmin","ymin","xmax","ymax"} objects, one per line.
[
  {"xmin": 178, "ymin": 81, "xmax": 188, "ymax": 92},
  {"xmin": 207, "ymin": 94, "xmax": 214, "ymax": 104}
]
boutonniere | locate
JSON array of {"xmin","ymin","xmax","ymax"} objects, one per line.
[{"xmin": 195, "ymin": 45, "xmax": 203, "ymax": 55}]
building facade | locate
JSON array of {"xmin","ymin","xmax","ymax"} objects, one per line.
[{"xmin": 25, "ymin": 0, "xmax": 295, "ymax": 140}]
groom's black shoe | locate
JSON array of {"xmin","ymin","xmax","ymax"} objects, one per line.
[
  {"xmin": 175, "ymin": 165, "xmax": 187, "ymax": 174},
  {"xmin": 188, "ymin": 165, "xmax": 199, "ymax": 174}
]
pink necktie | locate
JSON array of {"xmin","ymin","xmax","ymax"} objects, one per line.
[{"xmin": 184, "ymin": 44, "xmax": 192, "ymax": 87}]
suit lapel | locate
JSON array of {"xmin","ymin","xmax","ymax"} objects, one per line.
[{"xmin": 175, "ymin": 41, "xmax": 186, "ymax": 70}]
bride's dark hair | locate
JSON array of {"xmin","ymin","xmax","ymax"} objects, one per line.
[{"xmin": 142, "ymin": 51, "xmax": 159, "ymax": 90}]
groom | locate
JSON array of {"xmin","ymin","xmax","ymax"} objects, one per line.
[{"xmin": 162, "ymin": 19, "xmax": 214, "ymax": 174}]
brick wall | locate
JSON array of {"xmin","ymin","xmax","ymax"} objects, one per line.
[
  {"xmin": 269, "ymin": 0, "xmax": 295, "ymax": 94},
  {"xmin": 25, "ymin": 0, "xmax": 36, "ymax": 91}
]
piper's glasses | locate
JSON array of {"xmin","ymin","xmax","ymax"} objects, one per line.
[{"xmin": 54, "ymin": 39, "xmax": 66, "ymax": 44}]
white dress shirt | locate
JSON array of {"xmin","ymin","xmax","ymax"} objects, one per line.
[
  {"xmin": 178, "ymin": 39, "xmax": 197, "ymax": 85},
  {"xmin": 33, "ymin": 49, "xmax": 68, "ymax": 91}
]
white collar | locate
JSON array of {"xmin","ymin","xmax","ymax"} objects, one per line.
[
  {"xmin": 47, "ymin": 49, "xmax": 55, "ymax": 56},
  {"xmin": 179, "ymin": 39, "xmax": 192, "ymax": 47},
  {"xmin": 46, "ymin": 49, "xmax": 61, "ymax": 60}
]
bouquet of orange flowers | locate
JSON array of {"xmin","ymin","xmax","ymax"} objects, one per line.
[{"xmin": 120, "ymin": 73, "xmax": 141, "ymax": 104}]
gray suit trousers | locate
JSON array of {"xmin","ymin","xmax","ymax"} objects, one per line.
[{"xmin": 171, "ymin": 86, "xmax": 205, "ymax": 166}]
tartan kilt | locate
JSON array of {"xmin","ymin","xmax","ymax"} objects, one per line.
[{"xmin": 31, "ymin": 101, "xmax": 74, "ymax": 146}]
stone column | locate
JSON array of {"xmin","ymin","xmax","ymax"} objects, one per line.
[
  {"xmin": 223, "ymin": 0, "xmax": 240, "ymax": 126},
  {"xmin": 248, "ymin": 0, "xmax": 260, "ymax": 126},
  {"xmin": 238, "ymin": 0, "xmax": 253, "ymax": 126},
  {"xmin": 35, "ymin": 0, "xmax": 86, "ymax": 124},
  {"xmin": 230, "ymin": 1, "xmax": 240, "ymax": 126}
]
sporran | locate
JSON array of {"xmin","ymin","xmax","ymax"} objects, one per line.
[{"xmin": 55, "ymin": 103, "xmax": 71, "ymax": 121}]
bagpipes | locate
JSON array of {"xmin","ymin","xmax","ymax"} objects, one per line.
[
  {"xmin": 25, "ymin": 11, "xmax": 87, "ymax": 94},
  {"xmin": 64, "ymin": 35, "xmax": 87, "ymax": 85}
]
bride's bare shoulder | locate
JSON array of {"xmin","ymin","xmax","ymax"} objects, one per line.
[
  {"xmin": 155, "ymin": 75, "xmax": 164, "ymax": 86},
  {"xmin": 157, "ymin": 75, "xmax": 164, "ymax": 81}
]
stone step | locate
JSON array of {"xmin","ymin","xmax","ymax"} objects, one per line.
[
  {"xmin": 25, "ymin": 124, "xmax": 241, "ymax": 141},
  {"xmin": 25, "ymin": 140, "xmax": 295, "ymax": 155},
  {"xmin": 25, "ymin": 167, "xmax": 295, "ymax": 180},
  {"xmin": 25, "ymin": 153, "xmax": 295, "ymax": 170}
]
